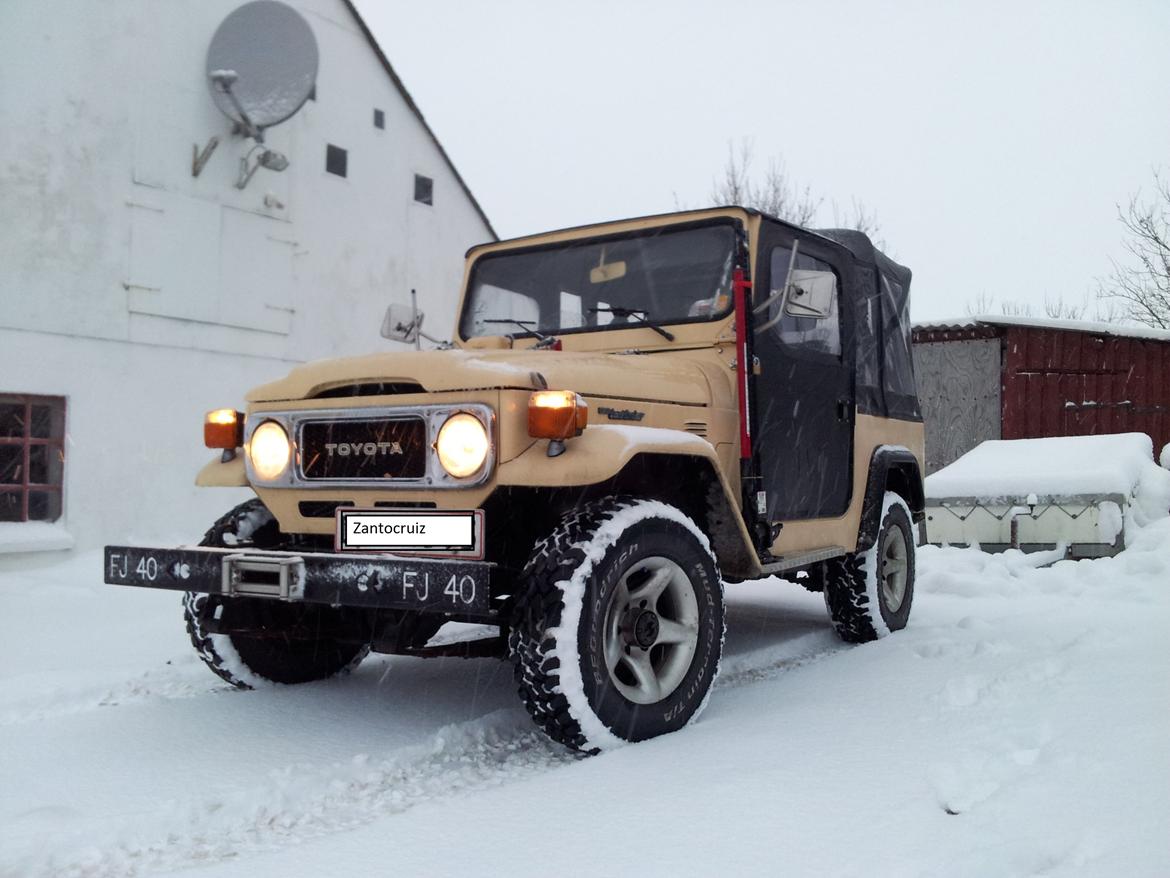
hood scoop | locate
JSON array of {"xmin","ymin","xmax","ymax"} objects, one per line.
[{"xmin": 310, "ymin": 382, "xmax": 425, "ymax": 399}]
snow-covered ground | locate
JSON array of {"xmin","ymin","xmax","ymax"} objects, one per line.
[{"xmin": 1, "ymin": 525, "xmax": 1167, "ymax": 877}]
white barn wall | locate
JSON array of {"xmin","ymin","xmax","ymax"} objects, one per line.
[{"xmin": 0, "ymin": 0, "xmax": 494, "ymax": 554}]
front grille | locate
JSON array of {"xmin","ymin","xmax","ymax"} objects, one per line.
[{"xmin": 299, "ymin": 417, "xmax": 428, "ymax": 480}]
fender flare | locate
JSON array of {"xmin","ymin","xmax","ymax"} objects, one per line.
[
  {"xmin": 498, "ymin": 425, "xmax": 719, "ymax": 485},
  {"xmin": 498, "ymin": 425, "xmax": 758, "ymax": 577},
  {"xmin": 857, "ymin": 445, "xmax": 925, "ymax": 552}
]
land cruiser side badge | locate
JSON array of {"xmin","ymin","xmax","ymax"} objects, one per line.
[{"xmin": 597, "ymin": 407, "xmax": 645, "ymax": 421}]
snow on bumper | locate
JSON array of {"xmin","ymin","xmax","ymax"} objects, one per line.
[{"xmin": 103, "ymin": 545, "xmax": 493, "ymax": 617}]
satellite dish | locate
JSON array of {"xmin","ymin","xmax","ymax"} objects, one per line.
[{"xmin": 206, "ymin": 1, "xmax": 318, "ymax": 139}]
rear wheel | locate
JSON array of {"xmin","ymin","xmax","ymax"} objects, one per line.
[
  {"xmin": 183, "ymin": 499, "xmax": 369, "ymax": 688},
  {"xmin": 509, "ymin": 497, "xmax": 725, "ymax": 754},
  {"xmin": 824, "ymin": 492, "xmax": 915, "ymax": 643}
]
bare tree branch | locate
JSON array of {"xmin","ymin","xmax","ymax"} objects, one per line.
[
  {"xmin": 709, "ymin": 139, "xmax": 821, "ymax": 228},
  {"xmin": 1097, "ymin": 169, "xmax": 1170, "ymax": 329},
  {"xmin": 1043, "ymin": 296, "xmax": 1087, "ymax": 320},
  {"xmin": 963, "ymin": 292, "xmax": 1109, "ymax": 322},
  {"xmin": 831, "ymin": 197, "xmax": 885, "ymax": 249},
  {"xmin": 964, "ymin": 292, "xmax": 997, "ymax": 317}
]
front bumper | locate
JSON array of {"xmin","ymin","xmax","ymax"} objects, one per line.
[{"xmin": 103, "ymin": 545, "xmax": 494, "ymax": 619}]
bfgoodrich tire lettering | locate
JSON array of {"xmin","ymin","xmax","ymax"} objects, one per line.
[{"xmin": 509, "ymin": 497, "xmax": 725, "ymax": 754}]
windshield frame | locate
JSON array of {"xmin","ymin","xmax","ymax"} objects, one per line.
[{"xmin": 456, "ymin": 217, "xmax": 743, "ymax": 344}]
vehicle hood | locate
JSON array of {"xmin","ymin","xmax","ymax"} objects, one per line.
[{"xmin": 246, "ymin": 348, "xmax": 714, "ymax": 406}]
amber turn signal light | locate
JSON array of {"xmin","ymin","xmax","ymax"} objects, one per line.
[
  {"xmin": 528, "ymin": 391, "xmax": 588, "ymax": 440},
  {"xmin": 204, "ymin": 409, "xmax": 244, "ymax": 449}
]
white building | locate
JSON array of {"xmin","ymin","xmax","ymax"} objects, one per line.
[{"xmin": 0, "ymin": 0, "xmax": 495, "ymax": 556}]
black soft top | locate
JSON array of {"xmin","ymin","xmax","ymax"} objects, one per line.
[{"xmin": 744, "ymin": 211, "xmax": 919, "ymax": 422}]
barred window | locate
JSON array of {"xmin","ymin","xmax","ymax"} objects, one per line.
[{"xmin": 0, "ymin": 394, "xmax": 66, "ymax": 522}]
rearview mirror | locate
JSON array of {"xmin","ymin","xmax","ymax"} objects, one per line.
[
  {"xmin": 381, "ymin": 303, "xmax": 424, "ymax": 343},
  {"xmin": 590, "ymin": 260, "xmax": 627, "ymax": 284},
  {"xmin": 784, "ymin": 269, "xmax": 836, "ymax": 320}
]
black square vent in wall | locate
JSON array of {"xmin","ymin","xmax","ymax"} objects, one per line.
[
  {"xmin": 326, "ymin": 144, "xmax": 347, "ymax": 177},
  {"xmin": 373, "ymin": 108, "xmax": 385, "ymax": 129},
  {"xmin": 414, "ymin": 174, "xmax": 433, "ymax": 205}
]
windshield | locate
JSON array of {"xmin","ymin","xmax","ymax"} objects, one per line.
[{"xmin": 459, "ymin": 223, "xmax": 736, "ymax": 340}]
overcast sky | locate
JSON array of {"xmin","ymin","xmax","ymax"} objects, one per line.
[{"xmin": 358, "ymin": 0, "xmax": 1170, "ymax": 322}]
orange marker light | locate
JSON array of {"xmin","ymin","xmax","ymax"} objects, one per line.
[
  {"xmin": 204, "ymin": 409, "xmax": 244, "ymax": 449},
  {"xmin": 528, "ymin": 391, "xmax": 588, "ymax": 440}
]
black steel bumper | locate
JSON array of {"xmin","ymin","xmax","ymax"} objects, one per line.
[{"xmin": 104, "ymin": 545, "xmax": 494, "ymax": 618}]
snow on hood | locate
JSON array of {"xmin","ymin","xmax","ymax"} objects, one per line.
[{"xmin": 246, "ymin": 348, "xmax": 713, "ymax": 405}]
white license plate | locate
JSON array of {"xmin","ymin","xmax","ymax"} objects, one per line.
[{"xmin": 335, "ymin": 509, "xmax": 484, "ymax": 559}]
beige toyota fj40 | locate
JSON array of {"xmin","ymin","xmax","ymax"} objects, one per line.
[{"xmin": 106, "ymin": 207, "xmax": 925, "ymax": 753}]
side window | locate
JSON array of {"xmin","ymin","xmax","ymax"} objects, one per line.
[
  {"xmin": 766, "ymin": 246, "xmax": 841, "ymax": 357},
  {"xmin": 881, "ymin": 274, "xmax": 915, "ymax": 397}
]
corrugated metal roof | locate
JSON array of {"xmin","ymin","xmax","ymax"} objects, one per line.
[{"xmin": 914, "ymin": 315, "xmax": 1170, "ymax": 343}]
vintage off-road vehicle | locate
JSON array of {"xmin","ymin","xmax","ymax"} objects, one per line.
[{"xmin": 105, "ymin": 207, "xmax": 924, "ymax": 753}]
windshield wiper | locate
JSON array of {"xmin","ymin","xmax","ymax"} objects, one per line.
[
  {"xmin": 588, "ymin": 307, "xmax": 676, "ymax": 341},
  {"xmin": 481, "ymin": 318, "xmax": 560, "ymax": 349}
]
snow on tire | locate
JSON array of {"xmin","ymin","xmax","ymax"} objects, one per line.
[
  {"xmin": 183, "ymin": 499, "xmax": 369, "ymax": 688},
  {"xmin": 824, "ymin": 492, "xmax": 915, "ymax": 643},
  {"xmin": 508, "ymin": 496, "xmax": 725, "ymax": 754}
]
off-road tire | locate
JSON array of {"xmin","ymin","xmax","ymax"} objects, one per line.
[
  {"xmin": 824, "ymin": 492, "xmax": 915, "ymax": 643},
  {"xmin": 508, "ymin": 497, "xmax": 724, "ymax": 754},
  {"xmin": 183, "ymin": 499, "xmax": 369, "ymax": 688}
]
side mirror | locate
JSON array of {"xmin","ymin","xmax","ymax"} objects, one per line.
[
  {"xmin": 784, "ymin": 269, "xmax": 836, "ymax": 320},
  {"xmin": 381, "ymin": 303, "xmax": 424, "ymax": 343}
]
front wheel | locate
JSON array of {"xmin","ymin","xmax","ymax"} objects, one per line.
[
  {"xmin": 824, "ymin": 492, "xmax": 915, "ymax": 643},
  {"xmin": 184, "ymin": 499, "xmax": 369, "ymax": 687},
  {"xmin": 509, "ymin": 497, "xmax": 725, "ymax": 754}
]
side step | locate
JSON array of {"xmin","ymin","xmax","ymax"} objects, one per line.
[{"xmin": 758, "ymin": 546, "xmax": 846, "ymax": 576}]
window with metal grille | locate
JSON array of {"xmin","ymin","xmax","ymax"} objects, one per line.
[
  {"xmin": 414, "ymin": 174, "xmax": 433, "ymax": 205},
  {"xmin": 326, "ymin": 144, "xmax": 348, "ymax": 177},
  {"xmin": 0, "ymin": 394, "xmax": 66, "ymax": 522}
]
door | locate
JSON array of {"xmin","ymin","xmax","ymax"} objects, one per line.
[{"xmin": 753, "ymin": 225, "xmax": 853, "ymax": 520}]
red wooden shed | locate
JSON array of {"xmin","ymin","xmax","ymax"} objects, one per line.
[{"xmin": 911, "ymin": 316, "xmax": 1170, "ymax": 473}]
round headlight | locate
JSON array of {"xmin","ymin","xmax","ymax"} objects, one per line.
[
  {"xmin": 436, "ymin": 413, "xmax": 489, "ymax": 478},
  {"xmin": 249, "ymin": 420, "xmax": 291, "ymax": 481}
]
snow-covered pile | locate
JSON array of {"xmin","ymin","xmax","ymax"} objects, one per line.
[{"xmin": 927, "ymin": 433, "xmax": 1170, "ymax": 529}]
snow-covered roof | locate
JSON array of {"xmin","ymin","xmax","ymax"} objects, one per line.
[
  {"xmin": 914, "ymin": 315, "xmax": 1170, "ymax": 343},
  {"xmin": 926, "ymin": 434, "xmax": 1170, "ymax": 523}
]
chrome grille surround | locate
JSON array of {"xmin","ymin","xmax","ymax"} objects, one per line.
[{"xmin": 243, "ymin": 403, "xmax": 495, "ymax": 489}]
